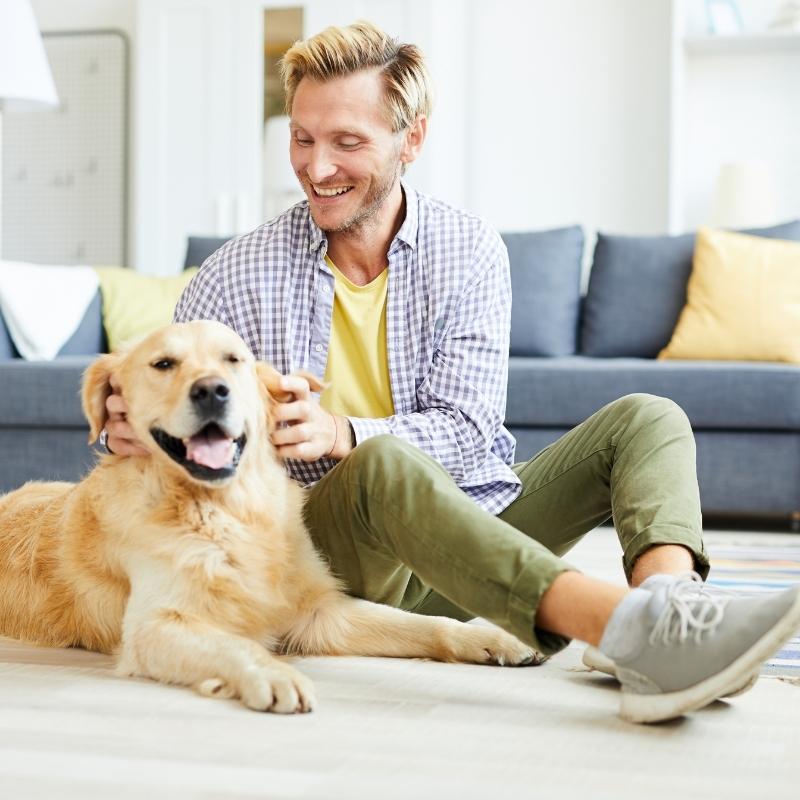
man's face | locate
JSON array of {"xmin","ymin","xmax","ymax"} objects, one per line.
[{"xmin": 289, "ymin": 69, "xmax": 406, "ymax": 233}]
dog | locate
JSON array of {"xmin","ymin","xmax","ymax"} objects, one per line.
[{"xmin": 0, "ymin": 320, "xmax": 538, "ymax": 713}]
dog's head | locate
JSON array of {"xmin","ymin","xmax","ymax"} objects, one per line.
[{"xmin": 82, "ymin": 320, "xmax": 317, "ymax": 487}]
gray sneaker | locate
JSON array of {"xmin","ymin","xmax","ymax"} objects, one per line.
[
  {"xmin": 583, "ymin": 574, "xmax": 759, "ymax": 698},
  {"xmin": 607, "ymin": 572, "xmax": 800, "ymax": 723}
]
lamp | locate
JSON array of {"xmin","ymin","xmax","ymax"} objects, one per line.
[
  {"xmin": 263, "ymin": 115, "xmax": 304, "ymax": 220},
  {"xmin": 0, "ymin": 0, "xmax": 59, "ymax": 256},
  {"xmin": 710, "ymin": 161, "xmax": 779, "ymax": 230}
]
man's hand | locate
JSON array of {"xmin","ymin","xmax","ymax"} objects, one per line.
[
  {"xmin": 270, "ymin": 375, "xmax": 352, "ymax": 461},
  {"xmin": 105, "ymin": 377, "xmax": 149, "ymax": 456}
]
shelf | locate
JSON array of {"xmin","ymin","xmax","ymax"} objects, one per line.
[{"xmin": 684, "ymin": 31, "xmax": 800, "ymax": 55}]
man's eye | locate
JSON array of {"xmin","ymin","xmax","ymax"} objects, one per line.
[
  {"xmin": 294, "ymin": 137, "xmax": 312, "ymax": 147},
  {"xmin": 338, "ymin": 140, "xmax": 360, "ymax": 149},
  {"xmin": 152, "ymin": 359, "xmax": 175, "ymax": 371}
]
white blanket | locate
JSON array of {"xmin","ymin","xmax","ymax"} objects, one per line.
[{"xmin": 0, "ymin": 260, "xmax": 100, "ymax": 360}]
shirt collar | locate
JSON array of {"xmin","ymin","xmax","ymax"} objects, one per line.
[{"xmin": 307, "ymin": 178, "xmax": 419, "ymax": 254}]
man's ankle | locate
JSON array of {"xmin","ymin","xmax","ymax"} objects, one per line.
[{"xmin": 630, "ymin": 543, "xmax": 695, "ymax": 587}]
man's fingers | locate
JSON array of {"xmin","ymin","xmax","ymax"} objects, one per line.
[
  {"xmin": 106, "ymin": 393, "xmax": 130, "ymax": 415},
  {"xmin": 106, "ymin": 418, "xmax": 139, "ymax": 443},
  {"xmin": 107, "ymin": 437, "xmax": 150, "ymax": 457},
  {"xmin": 279, "ymin": 375, "xmax": 311, "ymax": 399},
  {"xmin": 270, "ymin": 423, "xmax": 312, "ymax": 447},
  {"xmin": 274, "ymin": 442, "xmax": 317, "ymax": 461},
  {"xmin": 271, "ymin": 400, "xmax": 311, "ymax": 423}
]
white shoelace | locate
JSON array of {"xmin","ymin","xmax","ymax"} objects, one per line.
[{"xmin": 648, "ymin": 571, "xmax": 732, "ymax": 647}]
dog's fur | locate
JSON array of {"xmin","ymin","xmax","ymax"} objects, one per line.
[{"xmin": 0, "ymin": 321, "xmax": 536, "ymax": 713}]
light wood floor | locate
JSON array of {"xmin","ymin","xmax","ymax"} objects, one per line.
[{"xmin": 1, "ymin": 528, "xmax": 798, "ymax": 799}]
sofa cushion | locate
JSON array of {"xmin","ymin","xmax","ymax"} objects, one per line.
[
  {"xmin": 0, "ymin": 313, "xmax": 14, "ymax": 359},
  {"xmin": 58, "ymin": 291, "xmax": 107, "ymax": 355},
  {"xmin": 659, "ymin": 228, "xmax": 800, "ymax": 363},
  {"xmin": 0, "ymin": 357, "xmax": 92, "ymax": 426},
  {"xmin": 505, "ymin": 356, "xmax": 800, "ymax": 430},
  {"xmin": 96, "ymin": 267, "xmax": 198, "ymax": 350},
  {"xmin": 501, "ymin": 226, "xmax": 584, "ymax": 357},
  {"xmin": 580, "ymin": 219, "xmax": 800, "ymax": 358},
  {"xmin": 184, "ymin": 236, "xmax": 231, "ymax": 269}
]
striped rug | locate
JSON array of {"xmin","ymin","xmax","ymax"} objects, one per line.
[{"xmin": 707, "ymin": 543, "xmax": 800, "ymax": 678}]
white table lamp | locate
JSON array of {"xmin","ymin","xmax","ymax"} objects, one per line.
[
  {"xmin": 0, "ymin": 0, "xmax": 59, "ymax": 256},
  {"xmin": 710, "ymin": 161, "xmax": 779, "ymax": 230}
]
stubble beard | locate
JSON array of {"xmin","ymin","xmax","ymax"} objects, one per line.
[{"xmin": 310, "ymin": 157, "xmax": 402, "ymax": 237}]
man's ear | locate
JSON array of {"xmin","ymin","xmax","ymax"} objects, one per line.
[
  {"xmin": 400, "ymin": 114, "xmax": 427, "ymax": 167},
  {"xmin": 81, "ymin": 353, "xmax": 123, "ymax": 444}
]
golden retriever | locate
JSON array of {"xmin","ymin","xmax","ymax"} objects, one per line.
[{"xmin": 0, "ymin": 320, "xmax": 537, "ymax": 713}]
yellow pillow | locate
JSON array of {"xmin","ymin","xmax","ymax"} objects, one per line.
[
  {"xmin": 94, "ymin": 267, "xmax": 198, "ymax": 351},
  {"xmin": 658, "ymin": 227, "xmax": 800, "ymax": 363}
]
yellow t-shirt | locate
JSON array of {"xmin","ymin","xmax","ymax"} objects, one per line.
[{"xmin": 320, "ymin": 256, "xmax": 395, "ymax": 418}]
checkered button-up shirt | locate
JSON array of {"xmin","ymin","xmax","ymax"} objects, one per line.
[{"xmin": 173, "ymin": 182, "xmax": 522, "ymax": 514}]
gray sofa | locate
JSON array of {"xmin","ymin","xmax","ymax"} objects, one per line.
[{"xmin": 2, "ymin": 224, "xmax": 800, "ymax": 524}]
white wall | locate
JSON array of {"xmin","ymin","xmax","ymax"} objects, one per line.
[
  {"xmin": 465, "ymin": 0, "xmax": 672, "ymax": 236},
  {"xmin": 23, "ymin": 0, "xmax": 799, "ymax": 272},
  {"xmin": 30, "ymin": 0, "xmax": 137, "ymax": 264}
]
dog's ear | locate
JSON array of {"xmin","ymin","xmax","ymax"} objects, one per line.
[
  {"xmin": 81, "ymin": 353, "xmax": 123, "ymax": 444},
  {"xmin": 255, "ymin": 362, "xmax": 293, "ymax": 404}
]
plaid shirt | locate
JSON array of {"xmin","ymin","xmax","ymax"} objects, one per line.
[{"xmin": 173, "ymin": 182, "xmax": 522, "ymax": 514}]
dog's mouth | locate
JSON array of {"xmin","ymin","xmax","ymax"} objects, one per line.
[{"xmin": 150, "ymin": 423, "xmax": 247, "ymax": 482}]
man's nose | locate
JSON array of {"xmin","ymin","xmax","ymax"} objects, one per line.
[
  {"xmin": 304, "ymin": 145, "xmax": 337, "ymax": 183},
  {"xmin": 190, "ymin": 377, "xmax": 230, "ymax": 416}
]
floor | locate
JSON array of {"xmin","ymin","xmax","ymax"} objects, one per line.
[{"xmin": 1, "ymin": 528, "xmax": 798, "ymax": 799}]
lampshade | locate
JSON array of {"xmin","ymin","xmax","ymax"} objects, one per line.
[
  {"xmin": 710, "ymin": 161, "xmax": 779, "ymax": 230},
  {"xmin": 0, "ymin": 0, "xmax": 59, "ymax": 110}
]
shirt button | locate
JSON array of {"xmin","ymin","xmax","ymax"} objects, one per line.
[
  {"xmin": 315, "ymin": 344, "xmax": 323, "ymax": 353},
  {"xmin": 322, "ymin": 285, "xmax": 330, "ymax": 293}
]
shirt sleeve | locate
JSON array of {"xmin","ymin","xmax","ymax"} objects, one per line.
[
  {"xmin": 348, "ymin": 231, "xmax": 511, "ymax": 483},
  {"xmin": 173, "ymin": 253, "xmax": 233, "ymax": 326}
]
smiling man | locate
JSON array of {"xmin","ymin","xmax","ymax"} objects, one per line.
[{"xmin": 104, "ymin": 21, "xmax": 800, "ymax": 723}]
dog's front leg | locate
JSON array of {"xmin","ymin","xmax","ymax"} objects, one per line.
[
  {"xmin": 284, "ymin": 596, "xmax": 544, "ymax": 666},
  {"xmin": 117, "ymin": 582, "xmax": 315, "ymax": 712}
]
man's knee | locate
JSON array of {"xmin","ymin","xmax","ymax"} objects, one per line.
[{"xmin": 612, "ymin": 393, "xmax": 692, "ymax": 434}]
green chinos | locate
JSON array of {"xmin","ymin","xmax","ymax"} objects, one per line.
[{"xmin": 302, "ymin": 393, "xmax": 710, "ymax": 655}]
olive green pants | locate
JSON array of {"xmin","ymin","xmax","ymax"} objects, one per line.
[{"xmin": 302, "ymin": 393, "xmax": 709, "ymax": 655}]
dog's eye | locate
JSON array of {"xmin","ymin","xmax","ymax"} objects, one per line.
[
  {"xmin": 151, "ymin": 359, "xmax": 175, "ymax": 371},
  {"xmin": 224, "ymin": 354, "xmax": 241, "ymax": 364}
]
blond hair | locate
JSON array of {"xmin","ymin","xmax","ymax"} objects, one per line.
[{"xmin": 280, "ymin": 21, "xmax": 433, "ymax": 132}]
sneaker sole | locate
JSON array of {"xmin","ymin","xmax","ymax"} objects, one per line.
[
  {"xmin": 618, "ymin": 589, "xmax": 800, "ymax": 724},
  {"xmin": 582, "ymin": 646, "xmax": 760, "ymax": 699}
]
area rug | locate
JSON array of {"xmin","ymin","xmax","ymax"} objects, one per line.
[{"xmin": 707, "ymin": 542, "xmax": 800, "ymax": 679}]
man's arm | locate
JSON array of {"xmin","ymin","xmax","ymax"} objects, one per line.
[{"xmin": 277, "ymin": 235, "xmax": 512, "ymax": 481}]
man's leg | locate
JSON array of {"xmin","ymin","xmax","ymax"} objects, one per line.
[
  {"xmin": 497, "ymin": 393, "xmax": 709, "ymax": 587},
  {"xmin": 303, "ymin": 434, "xmax": 581, "ymax": 656},
  {"xmin": 301, "ymin": 431, "xmax": 800, "ymax": 723}
]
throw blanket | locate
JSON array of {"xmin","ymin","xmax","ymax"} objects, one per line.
[{"xmin": 0, "ymin": 261, "xmax": 99, "ymax": 360}]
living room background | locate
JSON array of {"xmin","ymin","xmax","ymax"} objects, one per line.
[{"xmin": 16, "ymin": 0, "xmax": 800, "ymax": 276}]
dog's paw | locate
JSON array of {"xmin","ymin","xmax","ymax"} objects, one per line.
[
  {"xmin": 449, "ymin": 626, "xmax": 546, "ymax": 667},
  {"xmin": 236, "ymin": 662, "xmax": 317, "ymax": 714}
]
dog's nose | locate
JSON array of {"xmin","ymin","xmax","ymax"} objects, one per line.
[{"xmin": 190, "ymin": 377, "xmax": 230, "ymax": 416}]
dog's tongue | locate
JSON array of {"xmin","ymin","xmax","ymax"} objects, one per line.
[{"xmin": 184, "ymin": 426, "xmax": 234, "ymax": 469}]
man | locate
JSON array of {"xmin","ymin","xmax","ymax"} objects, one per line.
[{"xmin": 105, "ymin": 21, "xmax": 800, "ymax": 723}]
